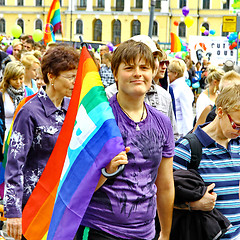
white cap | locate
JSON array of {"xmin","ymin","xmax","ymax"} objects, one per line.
[{"xmin": 130, "ymin": 35, "xmax": 160, "ymax": 54}]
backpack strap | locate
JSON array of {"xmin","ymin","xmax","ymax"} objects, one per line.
[{"xmin": 183, "ymin": 133, "xmax": 202, "ymax": 170}]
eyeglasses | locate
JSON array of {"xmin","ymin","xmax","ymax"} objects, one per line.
[
  {"xmin": 227, "ymin": 114, "xmax": 240, "ymax": 131},
  {"xmin": 60, "ymin": 75, "xmax": 76, "ymax": 81},
  {"xmin": 159, "ymin": 60, "xmax": 169, "ymax": 67}
]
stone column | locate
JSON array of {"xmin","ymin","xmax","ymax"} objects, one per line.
[
  {"xmin": 86, "ymin": 0, "xmax": 93, "ymax": 11},
  {"xmin": 142, "ymin": 0, "xmax": 149, "ymax": 12},
  {"xmin": 104, "ymin": 0, "xmax": 111, "ymax": 11},
  {"xmin": 124, "ymin": 0, "xmax": 131, "ymax": 12}
]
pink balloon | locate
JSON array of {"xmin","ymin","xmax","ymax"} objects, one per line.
[{"xmin": 182, "ymin": 6, "xmax": 189, "ymax": 17}]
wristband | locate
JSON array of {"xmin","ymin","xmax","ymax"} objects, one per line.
[
  {"xmin": 186, "ymin": 202, "xmax": 192, "ymax": 211},
  {"xmin": 101, "ymin": 164, "xmax": 125, "ymax": 179}
]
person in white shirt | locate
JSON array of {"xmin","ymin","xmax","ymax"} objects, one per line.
[
  {"xmin": 195, "ymin": 66, "xmax": 224, "ymax": 120},
  {"xmin": 168, "ymin": 59, "xmax": 194, "ymax": 136}
]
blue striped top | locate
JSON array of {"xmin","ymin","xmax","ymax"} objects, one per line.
[{"xmin": 173, "ymin": 125, "xmax": 240, "ymax": 240}]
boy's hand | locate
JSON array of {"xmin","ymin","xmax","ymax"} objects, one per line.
[{"xmin": 105, "ymin": 147, "xmax": 130, "ymax": 174}]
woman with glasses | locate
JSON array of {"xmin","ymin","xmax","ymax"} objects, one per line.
[
  {"xmin": 4, "ymin": 45, "xmax": 80, "ymax": 240},
  {"xmin": 173, "ymin": 84, "xmax": 240, "ymax": 240}
]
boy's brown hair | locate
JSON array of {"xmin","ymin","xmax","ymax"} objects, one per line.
[{"xmin": 111, "ymin": 40, "xmax": 155, "ymax": 77}]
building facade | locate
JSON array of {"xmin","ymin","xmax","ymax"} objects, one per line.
[{"xmin": 0, "ymin": 0, "xmax": 234, "ymax": 48}]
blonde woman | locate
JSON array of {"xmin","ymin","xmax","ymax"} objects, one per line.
[
  {"xmin": 195, "ymin": 66, "xmax": 224, "ymax": 120},
  {"xmin": 0, "ymin": 61, "xmax": 34, "ymax": 135},
  {"xmin": 168, "ymin": 58, "xmax": 194, "ymax": 136},
  {"xmin": 21, "ymin": 54, "xmax": 40, "ymax": 93}
]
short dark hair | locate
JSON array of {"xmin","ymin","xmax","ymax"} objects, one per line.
[{"xmin": 41, "ymin": 45, "xmax": 80, "ymax": 84}]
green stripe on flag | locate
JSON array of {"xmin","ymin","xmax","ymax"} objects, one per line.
[{"xmin": 81, "ymin": 86, "xmax": 108, "ymax": 114}]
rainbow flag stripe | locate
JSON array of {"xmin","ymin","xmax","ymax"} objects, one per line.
[
  {"xmin": 43, "ymin": 0, "xmax": 62, "ymax": 45},
  {"xmin": 170, "ymin": 32, "xmax": 188, "ymax": 52},
  {"xmin": 22, "ymin": 46, "xmax": 124, "ymax": 240}
]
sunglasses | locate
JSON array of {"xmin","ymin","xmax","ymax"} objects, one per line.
[
  {"xmin": 159, "ymin": 60, "xmax": 169, "ymax": 67},
  {"xmin": 227, "ymin": 114, "xmax": 240, "ymax": 131}
]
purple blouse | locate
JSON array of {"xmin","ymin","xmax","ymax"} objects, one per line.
[{"xmin": 4, "ymin": 89, "xmax": 70, "ymax": 218}]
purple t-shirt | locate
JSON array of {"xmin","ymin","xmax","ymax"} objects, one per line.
[
  {"xmin": 4, "ymin": 89, "xmax": 69, "ymax": 218},
  {"xmin": 82, "ymin": 94, "xmax": 175, "ymax": 239}
]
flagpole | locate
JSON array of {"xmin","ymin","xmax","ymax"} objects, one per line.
[
  {"xmin": 148, "ymin": 0, "xmax": 156, "ymax": 38},
  {"xmin": 70, "ymin": 0, "xmax": 73, "ymax": 44}
]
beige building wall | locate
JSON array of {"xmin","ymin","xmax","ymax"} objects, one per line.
[{"xmin": 0, "ymin": 0, "xmax": 235, "ymax": 48}]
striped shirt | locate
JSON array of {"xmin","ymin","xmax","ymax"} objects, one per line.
[{"xmin": 173, "ymin": 125, "xmax": 240, "ymax": 240}]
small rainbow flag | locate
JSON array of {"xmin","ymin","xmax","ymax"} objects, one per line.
[
  {"xmin": 43, "ymin": 0, "xmax": 62, "ymax": 46},
  {"xmin": 170, "ymin": 32, "xmax": 188, "ymax": 52},
  {"xmin": 0, "ymin": 93, "xmax": 37, "ymax": 198},
  {"xmin": 22, "ymin": 46, "xmax": 124, "ymax": 240}
]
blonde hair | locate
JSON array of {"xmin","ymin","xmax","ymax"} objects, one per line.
[
  {"xmin": 206, "ymin": 66, "xmax": 224, "ymax": 85},
  {"xmin": 168, "ymin": 59, "xmax": 186, "ymax": 78},
  {"xmin": 219, "ymin": 70, "xmax": 240, "ymax": 91},
  {"xmin": 0, "ymin": 61, "xmax": 25, "ymax": 92},
  {"xmin": 216, "ymin": 84, "xmax": 240, "ymax": 113},
  {"xmin": 21, "ymin": 54, "xmax": 40, "ymax": 69}
]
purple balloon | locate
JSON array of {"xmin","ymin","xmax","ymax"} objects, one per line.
[
  {"xmin": 204, "ymin": 30, "xmax": 209, "ymax": 36},
  {"xmin": 182, "ymin": 6, "xmax": 189, "ymax": 17},
  {"xmin": 6, "ymin": 45, "xmax": 13, "ymax": 55},
  {"xmin": 107, "ymin": 42, "xmax": 114, "ymax": 52}
]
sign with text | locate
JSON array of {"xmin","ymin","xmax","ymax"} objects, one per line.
[
  {"xmin": 188, "ymin": 36, "xmax": 236, "ymax": 65},
  {"xmin": 223, "ymin": 16, "xmax": 236, "ymax": 32}
]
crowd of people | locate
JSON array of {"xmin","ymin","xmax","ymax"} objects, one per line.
[{"xmin": 0, "ymin": 34, "xmax": 240, "ymax": 240}]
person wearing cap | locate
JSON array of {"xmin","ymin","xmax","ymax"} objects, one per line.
[
  {"xmin": 105, "ymin": 35, "xmax": 179, "ymax": 140},
  {"xmin": 76, "ymin": 39, "xmax": 175, "ymax": 240}
]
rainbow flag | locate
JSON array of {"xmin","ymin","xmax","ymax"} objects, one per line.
[
  {"xmin": 0, "ymin": 93, "xmax": 37, "ymax": 198},
  {"xmin": 43, "ymin": 0, "xmax": 62, "ymax": 46},
  {"xmin": 22, "ymin": 46, "xmax": 125, "ymax": 240},
  {"xmin": 170, "ymin": 32, "xmax": 188, "ymax": 52}
]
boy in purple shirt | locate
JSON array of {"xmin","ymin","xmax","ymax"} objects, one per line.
[{"xmin": 76, "ymin": 40, "xmax": 175, "ymax": 240}]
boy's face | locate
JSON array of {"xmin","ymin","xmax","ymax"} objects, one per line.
[{"xmin": 115, "ymin": 55, "xmax": 152, "ymax": 97}]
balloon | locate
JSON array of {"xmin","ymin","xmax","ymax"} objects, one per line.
[
  {"xmin": 184, "ymin": 16, "xmax": 194, "ymax": 28},
  {"xmin": 182, "ymin": 6, "xmax": 189, "ymax": 17},
  {"xmin": 229, "ymin": 45, "xmax": 234, "ymax": 50},
  {"xmin": 192, "ymin": 82, "xmax": 200, "ymax": 89},
  {"xmin": 232, "ymin": 42, "xmax": 237, "ymax": 48},
  {"xmin": 175, "ymin": 52, "xmax": 182, "ymax": 59},
  {"xmin": 107, "ymin": 42, "xmax": 114, "ymax": 52},
  {"xmin": 200, "ymin": 26, "xmax": 206, "ymax": 33},
  {"xmin": 11, "ymin": 25, "xmax": 22, "ymax": 38},
  {"xmin": 204, "ymin": 30, "xmax": 209, "ymax": 36},
  {"xmin": 32, "ymin": 29, "xmax": 43, "ymax": 42},
  {"xmin": 6, "ymin": 45, "xmax": 13, "ymax": 55},
  {"xmin": 209, "ymin": 29, "xmax": 216, "ymax": 35},
  {"xmin": 174, "ymin": 21, "xmax": 179, "ymax": 26}
]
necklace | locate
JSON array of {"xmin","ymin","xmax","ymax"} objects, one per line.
[{"xmin": 119, "ymin": 104, "xmax": 145, "ymax": 131}]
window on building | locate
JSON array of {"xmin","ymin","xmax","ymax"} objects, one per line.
[
  {"xmin": 136, "ymin": 0, "xmax": 143, "ymax": 8},
  {"xmin": 80, "ymin": 0, "xmax": 86, "ymax": 7},
  {"xmin": 94, "ymin": 19, "xmax": 102, "ymax": 41},
  {"xmin": 17, "ymin": 19, "xmax": 24, "ymax": 33},
  {"xmin": 36, "ymin": 0, "xmax": 42, "ymax": 6},
  {"xmin": 112, "ymin": 19, "xmax": 121, "ymax": 45},
  {"xmin": 76, "ymin": 19, "xmax": 83, "ymax": 34},
  {"xmin": 131, "ymin": 20, "xmax": 141, "ymax": 37},
  {"xmin": 152, "ymin": 21, "xmax": 158, "ymax": 36},
  {"xmin": 17, "ymin": 0, "xmax": 23, "ymax": 6},
  {"xmin": 35, "ymin": 19, "xmax": 42, "ymax": 30},
  {"xmin": 223, "ymin": 0, "xmax": 230, "ymax": 9},
  {"xmin": 98, "ymin": 0, "xmax": 104, "ymax": 7},
  {"xmin": 179, "ymin": 0, "xmax": 186, "ymax": 9},
  {"xmin": 178, "ymin": 22, "xmax": 186, "ymax": 37},
  {"xmin": 156, "ymin": 0, "xmax": 161, "ymax": 9},
  {"xmin": 59, "ymin": 0, "xmax": 62, "ymax": 6},
  {"xmin": 0, "ymin": 19, "xmax": 5, "ymax": 33},
  {"xmin": 116, "ymin": 0, "xmax": 124, "ymax": 11},
  {"xmin": 203, "ymin": 0, "xmax": 210, "ymax": 9},
  {"xmin": 0, "ymin": 0, "xmax": 5, "ymax": 6},
  {"xmin": 201, "ymin": 22, "xmax": 209, "ymax": 36}
]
